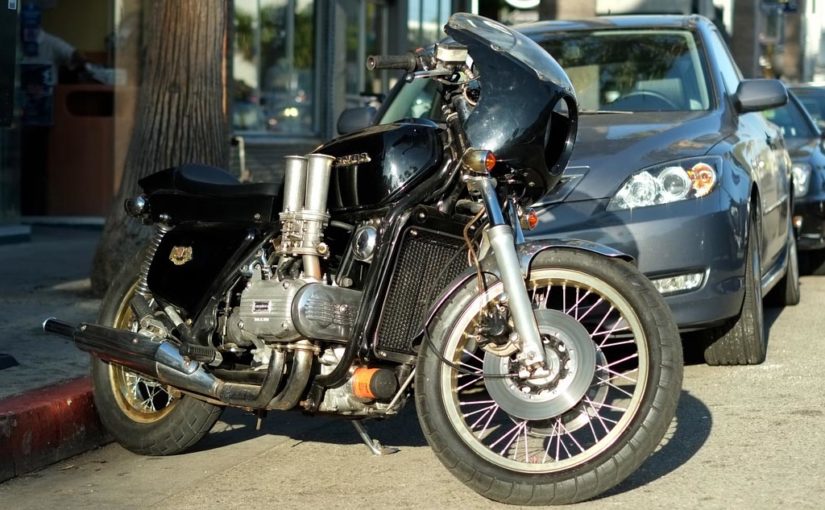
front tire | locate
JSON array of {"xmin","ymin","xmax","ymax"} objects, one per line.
[
  {"xmin": 703, "ymin": 217, "xmax": 766, "ymax": 365},
  {"xmin": 90, "ymin": 254, "xmax": 223, "ymax": 455},
  {"xmin": 415, "ymin": 249, "xmax": 683, "ymax": 505}
]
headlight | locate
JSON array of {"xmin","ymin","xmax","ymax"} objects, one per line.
[
  {"xmin": 607, "ymin": 156, "xmax": 721, "ymax": 211},
  {"xmin": 791, "ymin": 162, "xmax": 812, "ymax": 197}
]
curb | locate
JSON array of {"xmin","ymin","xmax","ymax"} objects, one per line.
[{"xmin": 0, "ymin": 377, "xmax": 109, "ymax": 482}]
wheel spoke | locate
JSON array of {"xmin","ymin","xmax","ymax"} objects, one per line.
[
  {"xmin": 439, "ymin": 269, "xmax": 654, "ymax": 475},
  {"xmin": 457, "ymin": 373, "xmax": 484, "ymax": 391},
  {"xmin": 598, "ymin": 366, "xmax": 638, "ymax": 385},
  {"xmin": 603, "ymin": 352, "xmax": 639, "ymax": 369}
]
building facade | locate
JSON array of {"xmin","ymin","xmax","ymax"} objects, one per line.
[{"xmin": 0, "ymin": 0, "xmax": 822, "ymax": 228}]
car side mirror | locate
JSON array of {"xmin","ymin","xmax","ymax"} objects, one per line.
[
  {"xmin": 733, "ymin": 79, "xmax": 788, "ymax": 114},
  {"xmin": 337, "ymin": 106, "xmax": 377, "ymax": 135}
]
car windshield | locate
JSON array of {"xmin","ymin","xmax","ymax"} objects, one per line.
[
  {"xmin": 790, "ymin": 88, "xmax": 825, "ymax": 127},
  {"xmin": 763, "ymin": 97, "xmax": 819, "ymax": 139},
  {"xmin": 535, "ymin": 30, "xmax": 711, "ymax": 112}
]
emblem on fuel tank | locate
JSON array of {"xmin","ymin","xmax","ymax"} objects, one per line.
[
  {"xmin": 334, "ymin": 152, "xmax": 371, "ymax": 167},
  {"xmin": 169, "ymin": 246, "xmax": 193, "ymax": 266}
]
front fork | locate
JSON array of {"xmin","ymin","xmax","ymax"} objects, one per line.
[{"xmin": 472, "ymin": 176, "xmax": 548, "ymax": 371}]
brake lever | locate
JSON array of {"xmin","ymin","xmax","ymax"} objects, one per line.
[{"xmin": 405, "ymin": 69, "xmax": 455, "ymax": 82}]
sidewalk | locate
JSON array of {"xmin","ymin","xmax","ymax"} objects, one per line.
[{"xmin": 0, "ymin": 226, "xmax": 108, "ymax": 481}]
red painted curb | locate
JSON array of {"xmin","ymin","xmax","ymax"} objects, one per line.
[{"xmin": 0, "ymin": 376, "xmax": 109, "ymax": 482}]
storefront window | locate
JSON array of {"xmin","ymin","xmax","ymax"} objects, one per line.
[
  {"xmin": 343, "ymin": 0, "xmax": 388, "ymax": 109},
  {"xmin": 407, "ymin": 0, "xmax": 451, "ymax": 49},
  {"xmin": 233, "ymin": 0, "xmax": 316, "ymax": 135}
]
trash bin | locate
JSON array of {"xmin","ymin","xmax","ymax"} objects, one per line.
[{"xmin": 46, "ymin": 84, "xmax": 115, "ymax": 216}]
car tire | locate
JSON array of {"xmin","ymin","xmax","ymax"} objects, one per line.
[
  {"xmin": 703, "ymin": 216, "xmax": 766, "ymax": 365},
  {"xmin": 764, "ymin": 225, "xmax": 800, "ymax": 307}
]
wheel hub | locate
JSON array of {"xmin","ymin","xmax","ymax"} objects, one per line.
[{"xmin": 483, "ymin": 309, "xmax": 597, "ymax": 421}]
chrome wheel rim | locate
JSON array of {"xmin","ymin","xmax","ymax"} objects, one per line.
[
  {"xmin": 108, "ymin": 283, "xmax": 178, "ymax": 423},
  {"xmin": 439, "ymin": 268, "xmax": 650, "ymax": 473}
]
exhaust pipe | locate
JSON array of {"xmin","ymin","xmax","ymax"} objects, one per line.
[{"xmin": 42, "ymin": 318, "xmax": 291, "ymax": 409}]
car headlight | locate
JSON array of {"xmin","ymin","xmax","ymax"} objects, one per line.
[
  {"xmin": 791, "ymin": 162, "xmax": 812, "ymax": 197},
  {"xmin": 607, "ymin": 156, "xmax": 721, "ymax": 211}
]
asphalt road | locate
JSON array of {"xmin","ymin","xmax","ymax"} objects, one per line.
[{"xmin": 2, "ymin": 276, "xmax": 824, "ymax": 509}]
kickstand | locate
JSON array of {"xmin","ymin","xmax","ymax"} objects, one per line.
[{"xmin": 351, "ymin": 420, "xmax": 400, "ymax": 456}]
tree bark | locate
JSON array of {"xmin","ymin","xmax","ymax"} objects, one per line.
[{"xmin": 91, "ymin": 0, "xmax": 229, "ymax": 296}]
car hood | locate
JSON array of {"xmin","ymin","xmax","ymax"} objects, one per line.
[{"xmin": 559, "ymin": 111, "xmax": 727, "ymax": 201}]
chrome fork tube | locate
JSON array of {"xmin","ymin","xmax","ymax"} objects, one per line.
[{"xmin": 477, "ymin": 177, "xmax": 547, "ymax": 368}]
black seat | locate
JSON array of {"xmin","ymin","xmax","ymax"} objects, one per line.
[{"xmin": 139, "ymin": 164, "xmax": 280, "ymax": 197}]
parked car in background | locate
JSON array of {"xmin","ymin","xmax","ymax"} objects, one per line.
[
  {"xmin": 339, "ymin": 15, "xmax": 797, "ymax": 365},
  {"xmin": 765, "ymin": 91, "xmax": 825, "ymax": 273},
  {"xmin": 789, "ymin": 84, "xmax": 825, "ymax": 132}
]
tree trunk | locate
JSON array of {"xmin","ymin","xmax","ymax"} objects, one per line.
[{"xmin": 91, "ymin": 0, "xmax": 229, "ymax": 296}]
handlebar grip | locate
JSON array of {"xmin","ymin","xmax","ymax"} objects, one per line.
[{"xmin": 366, "ymin": 54, "xmax": 418, "ymax": 72}]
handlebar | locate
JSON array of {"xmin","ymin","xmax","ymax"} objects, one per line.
[{"xmin": 366, "ymin": 53, "xmax": 418, "ymax": 72}]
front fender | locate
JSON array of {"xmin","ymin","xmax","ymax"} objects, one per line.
[{"xmin": 414, "ymin": 238, "xmax": 633, "ymax": 339}]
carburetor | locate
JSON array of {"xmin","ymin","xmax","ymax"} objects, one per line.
[{"xmin": 277, "ymin": 154, "xmax": 335, "ymax": 279}]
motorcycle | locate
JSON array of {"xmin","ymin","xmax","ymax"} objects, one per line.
[{"xmin": 44, "ymin": 13, "xmax": 683, "ymax": 505}]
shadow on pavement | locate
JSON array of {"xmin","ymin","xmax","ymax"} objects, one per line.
[
  {"xmin": 194, "ymin": 388, "xmax": 711, "ymax": 496},
  {"xmin": 600, "ymin": 390, "xmax": 711, "ymax": 498},
  {"xmin": 192, "ymin": 402, "xmax": 427, "ymax": 453}
]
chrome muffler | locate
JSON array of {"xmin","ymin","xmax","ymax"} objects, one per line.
[{"xmin": 42, "ymin": 318, "xmax": 301, "ymax": 410}]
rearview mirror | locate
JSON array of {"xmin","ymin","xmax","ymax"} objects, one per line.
[
  {"xmin": 337, "ymin": 106, "xmax": 377, "ymax": 135},
  {"xmin": 734, "ymin": 79, "xmax": 787, "ymax": 114}
]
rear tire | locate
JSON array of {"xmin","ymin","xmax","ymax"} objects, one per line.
[
  {"xmin": 415, "ymin": 249, "xmax": 683, "ymax": 505},
  {"xmin": 90, "ymin": 253, "xmax": 223, "ymax": 455},
  {"xmin": 703, "ymin": 217, "xmax": 766, "ymax": 365}
]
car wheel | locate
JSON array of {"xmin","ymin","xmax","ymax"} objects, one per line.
[
  {"xmin": 703, "ymin": 216, "xmax": 766, "ymax": 365},
  {"xmin": 764, "ymin": 223, "xmax": 800, "ymax": 307}
]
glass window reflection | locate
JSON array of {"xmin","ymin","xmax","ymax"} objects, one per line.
[{"xmin": 233, "ymin": 0, "xmax": 315, "ymax": 135}]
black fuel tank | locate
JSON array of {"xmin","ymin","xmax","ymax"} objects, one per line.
[{"xmin": 315, "ymin": 121, "xmax": 444, "ymax": 212}]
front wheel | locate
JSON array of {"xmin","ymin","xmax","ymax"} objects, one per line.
[{"xmin": 415, "ymin": 249, "xmax": 683, "ymax": 505}]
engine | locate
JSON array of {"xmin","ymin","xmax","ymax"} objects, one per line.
[{"xmin": 218, "ymin": 153, "xmax": 398, "ymax": 415}]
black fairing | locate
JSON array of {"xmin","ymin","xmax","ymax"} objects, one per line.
[
  {"xmin": 315, "ymin": 121, "xmax": 444, "ymax": 212},
  {"xmin": 445, "ymin": 14, "xmax": 578, "ymax": 197}
]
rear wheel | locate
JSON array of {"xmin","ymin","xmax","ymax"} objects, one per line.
[
  {"xmin": 415, "ymin": 249, "xmax": 683, "ymax": 505},
  {"xmin": 90, "ymin": 254, "xmax": 223, "ymax": 455},
  {"xmin": 703, "ymin": 217, "xmax": 766, "ymax": 365}
]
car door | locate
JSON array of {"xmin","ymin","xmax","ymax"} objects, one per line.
[
  {"xmin": 705, "ymin": 27, "xmax": 788, "ymax": 273},
  {"xmin": 749, "ymin": 112, "xmax": 790, "ymax": 267}
]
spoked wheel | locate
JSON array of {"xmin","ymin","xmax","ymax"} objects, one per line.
[
  {"xmin": 90, "ymin": 253, "xmax": 223, "ymax": 455},
  {"xmin": 416, "ymin": 249, "xmax": 683, "ymax": 505},
  {"xmin": 107, "ymin": 288, "xmax": 179, "ymax": 423}
]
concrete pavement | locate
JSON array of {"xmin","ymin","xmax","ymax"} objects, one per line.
[
  {"xmin": 0, "ymin": 226, "xmax": 105, "ymax": 481},
  {"xmin": 1, "ymin": 273, "xmax": 824, "ymax": 507}
]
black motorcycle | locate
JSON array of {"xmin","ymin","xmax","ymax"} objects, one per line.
[{"xmin": 45, "ymin": 13, "xmax": 683, "ymax": 505}]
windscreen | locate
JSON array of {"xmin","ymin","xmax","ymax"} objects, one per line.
[
  {"xmin": 537, "ymin": 30, "xmax": 711, "ymax": 112},
  {"xmin": 763, "ymin": 97, "xmax": 819, "ymax": 139},
  {"xmin": 444, "ymin": 13, "xmax": 578, "ymax": 193}
]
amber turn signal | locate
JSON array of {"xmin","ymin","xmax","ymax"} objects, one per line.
[
  {"xmin": 520, "ymin": 209, "xmax": 539, "ymax": 230},
  {"xmin": 462, "ymin": 149, "xmax": 497, "ymax": 173},
  {"xmin": 688, "ymin": 162, "xmax": 716, "ymax": 197}
]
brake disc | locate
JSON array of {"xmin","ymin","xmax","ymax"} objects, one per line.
[{"xmin": 483, "ymin": 308, "xmax": 597, "ymax": 421}]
